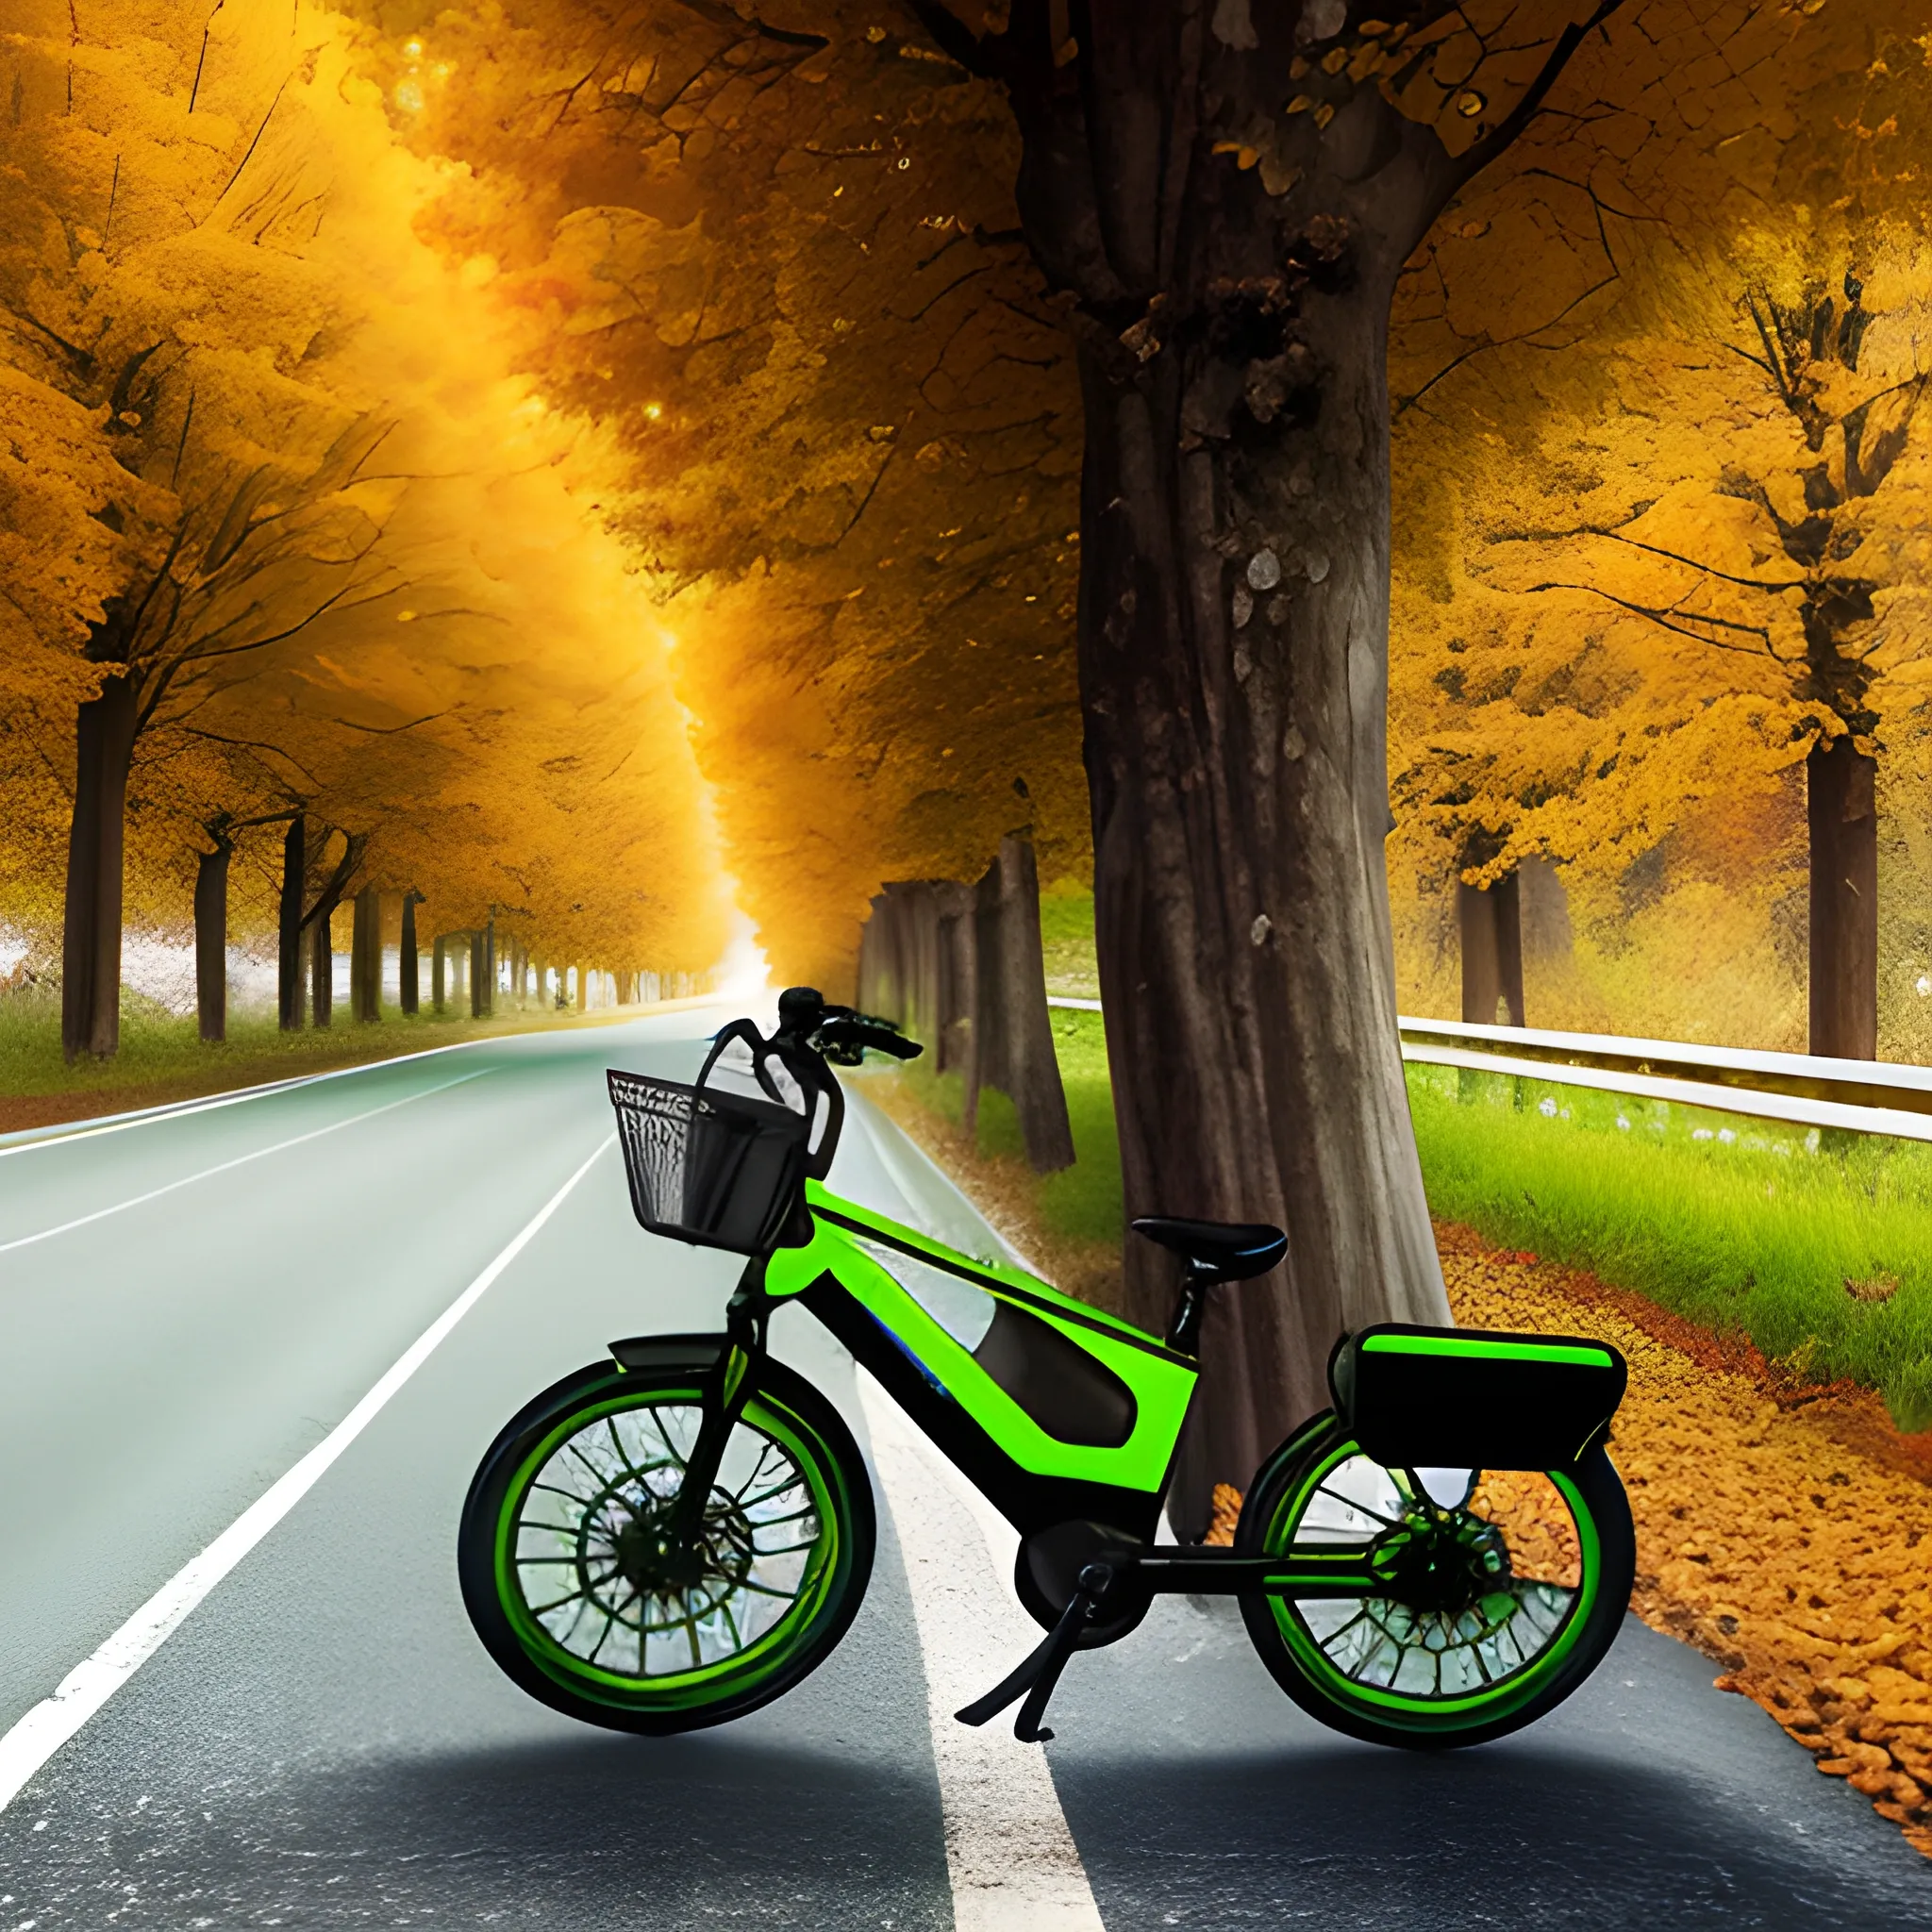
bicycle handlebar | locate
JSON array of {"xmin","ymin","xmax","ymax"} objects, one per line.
[{"xmin": 700, "ymin": 988, "xmax": 922, "ymax": 1183}]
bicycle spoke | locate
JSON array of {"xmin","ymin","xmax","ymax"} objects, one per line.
[
  {"xmin": 1312, "ymin": 1483, "xmax": 1403, "ymax": 1529},
  {"xmin": 511, "ymin": 1396, "xmax": 821, "ymax": 1681}
]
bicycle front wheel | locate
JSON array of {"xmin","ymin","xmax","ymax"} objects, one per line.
[
  {"xmin": 459, "ymin": 1352, "xmax": 874, "ymax": 1734},
  {"xmin": 1236, "ymin": 1413, "xmax": 1634, "ymax": 1749}
]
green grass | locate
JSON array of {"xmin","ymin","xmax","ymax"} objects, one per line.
[
  {"xmin": 1407, "ymin": 1065, "xmax": 1932, "ymax": 1432},
  {"xmin": 1039, "ymin": 888, "xmax": 1100, "ymax": 1000}
]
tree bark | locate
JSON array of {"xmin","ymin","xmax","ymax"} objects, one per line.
[
  {"xmin": 983, "ymin": 8, "xmax": 1504, "ymax": 1529},
  {"xmin": 400, "ymin": 892, "xmax": 421, "ymax": 1016},
  {"xmin": 432, "ymin": 933, "xmax": 448, "ymax": 1014},
  {"xmin": 351, "ymin": 886, "xmax": 381, "ymax": 1023},
  {"xmin": 60, "ymin": 673, "xmax": 139, "ymax": 1061},
  {"xmin": 966, "ymin": 834, "xmax": 1075, "ymax": 1171},
  {"xmin": 936, "ymin": 881, "xmax": 977, "ymax": 1074},
  {"xmin": 310, "ymin": 913, "xmax": 333, "ymax": 1029},
  {"xmin": 278, "ymin": 815, "xmax": 306, "ymax": 1032},
  {"xmin": 1458, "ymin": 871, "xmax": 1524, "ymax": 1027},
  {"xmin": 1808, "ymin": 735, "xmax": 1878, "ymax": 1058},
  {"xmin": 194, "ymin": 831, "xmax": 232, "ymax": 1044},
  {"xmin": 471, "ymin": 932, "xmax": 490, "ymax": 1020}
]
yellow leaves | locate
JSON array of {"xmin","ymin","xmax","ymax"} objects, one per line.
[{"xmin": 0, "ymin": 0, "xmax": 732, "ymax": 971}]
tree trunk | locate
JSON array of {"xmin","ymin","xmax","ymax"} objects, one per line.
[
  {"xmin": 1808, "ymin": 735, "xmax": 1878, "ymax": 1058},
  {"xmin": 400, "ymin": 893, "xmax": 421, "ymax": 1016},
  {"xmin": 966, "ymin": 835, "xmax": 1074, "ymax": 1171},
  {"xmin": 351, "ymin": 886, "xmax": 380, "ymax": 1023},
  {"xmin": 575, "ymin": 961, "xmax": 588, "ymax": 1012},
  {"xmin": 432, "ymin": 934, "xmax": 447, "ymax": 1014},
  {"xmin": 310, "ymin": 913, "xmax": 333, "ymax": 1029},
  {"xmin": 278, "ymin": 815, "xmax": 306, "ymax": 1032},
  {"xmin": 194, "ymin": 834, "xmax": 231, "ymax": 1044},
  {"xmin": 471, "ymin": 932, "xmax": 489, "ymax": 1020},
  {"xmin": 1457, "ymin": 870, "xmax": 1524, "ymax": 1027},
  {"xmin": 936, "ymin": 882, "xmax": 977, "ymax": 1074},
  {"xmin": 60, "ymin": 673, "xmax": 139, "ymax": 1060},
  {"xmin": 1000, "ymin": 20, "xmax": 1468, "ymax": 1532}
]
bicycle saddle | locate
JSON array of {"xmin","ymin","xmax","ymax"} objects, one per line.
[{"xmin": 1130, "ymin": 1217, "xmax": 1287, "ymax": 1281}]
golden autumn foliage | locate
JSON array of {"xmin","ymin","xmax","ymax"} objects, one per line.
[
  {"xmin": 13, "ymin": 0, "xmax": 1932, "ymax": 1050},
  {"xmin": 1, "ymin": 0, "xmax": 729, "ymax": 1013},
  {"xmin": 1387, "ymin": 0, "xmax": 1932, "ymax": 1051},
  {"xmin": 362, "ymin": 0, "xmax": 1089, "ymax": 988}
]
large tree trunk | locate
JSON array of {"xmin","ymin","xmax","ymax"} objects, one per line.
[
  {"xmin": 60, "ymin": 674, "xmax": 139, "ymax": 1060},
  {"xmin": 351, "ymin": 886, "xmax": 381, "ymax": 1023},
  {"xmin": 1458, "ymin": 871, "xmax": 1524, "ymax": 1027},
  {"xmin": 1808, "ymin": 734, "xmax": 1878, "ymax": 1058},
  {"xmin": 400, "ymin": 892, "xmax": 421, "ymax": 1016},
  {"xmin": 278, "ymin": 815, "xmax": 306, "ymax": 1031},
  {"xmin": 194, "ymin": 834, "xmax": 231, "ymax": 1044},
  {"xmin": 473, "ymin": 932, "xmax": 491, "ymax": 1019},
  {"xmin": 996, "ymin": 12, "xmax": 1478, "ymax": 1531}
]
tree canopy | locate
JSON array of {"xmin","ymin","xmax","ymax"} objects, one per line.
[{"xmin": 1, "ymin": 0, "xmax": 730, "ymax": 1007}]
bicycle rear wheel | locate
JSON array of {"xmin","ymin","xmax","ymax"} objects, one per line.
[
  {"xmin": 1236, "ymin": 1412, "xmax": 1633, "ymax": 1749},
  {"xmin": 459, "ymin": 1351, "xmax": 874, "ymax": 1734}
]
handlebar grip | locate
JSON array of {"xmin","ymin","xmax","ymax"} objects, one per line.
[{"xmin": 815, "ymin": 1017, "xmax": 922, "ymax": 1063}]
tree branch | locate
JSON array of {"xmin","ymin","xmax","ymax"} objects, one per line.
[
  {"xmin": 900, "ymin": 0, "xmax": 1002, "ymax": 77},
  {"xmin": 1449, "ymin": 1, "xmax": 1630, "ymax": 192}
]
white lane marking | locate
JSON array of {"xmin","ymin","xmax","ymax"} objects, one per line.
[
  {"xmin": 0, "ymin": 1132, "xmax": 616, "ymax": 1815},
  {"xmin": 858, "ymin": 1370, "xmax": 1106, "ymax": 1932},
  {"xmin": 0, "ymin": 1070, "xmax": 492, "ymax": 1257}
]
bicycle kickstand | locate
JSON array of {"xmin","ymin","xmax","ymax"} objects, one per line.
[{"xmin": 953, "ymin": 1563, "xmax": 1112, "ymax": 1744}]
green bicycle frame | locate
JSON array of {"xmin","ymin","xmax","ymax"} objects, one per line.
[{"xmin": 756, "ymin": 1180, "xmax": 1392, "ymax": 1598}]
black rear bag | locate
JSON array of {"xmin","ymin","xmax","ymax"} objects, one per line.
[{"xmin": 1329, "ymin": 1323, "xmax": 1627, "ymax": 1472}]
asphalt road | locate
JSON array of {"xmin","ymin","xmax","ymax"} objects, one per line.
[{"xmin": 0, "ymin": 1011, "xmax": 1924, "ymax": 1927}]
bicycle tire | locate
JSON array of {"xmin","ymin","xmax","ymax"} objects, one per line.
[
  {"xmin": 1236, "ymin": 1410, "xmax": 1634, "ymax": 1750},
  {"xmin": 459, "ymin": 1350, "xmax": 874, "ymax": 1735}
]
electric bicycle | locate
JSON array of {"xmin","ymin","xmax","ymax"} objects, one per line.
[{"xmin": 458, "ymin": 988, "xmax": 1635, "ymax": 1749}]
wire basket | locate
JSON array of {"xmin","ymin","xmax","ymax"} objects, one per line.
[{"xmin": 607, "ymin": 1069, "xmax": 810, "ymax": 1256}]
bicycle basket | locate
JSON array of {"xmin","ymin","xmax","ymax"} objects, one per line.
[{"xmin": 607, "ymin": 1069, "xmax": 810, "ymax": 1255}]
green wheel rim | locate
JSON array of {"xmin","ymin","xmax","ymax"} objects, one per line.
[
  {"xmin": 492, "ymin": 1381, "xmax": 850, "ymax": 1715},
  {"xmin": 1265, "ymin": 1441, "xmax": 1602, "ymax": 1735}
]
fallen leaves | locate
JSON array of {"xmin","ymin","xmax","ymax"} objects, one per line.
[{"xmin": 1441, "ymin": 1225, "xmax": 1932, "ymax": 1860}]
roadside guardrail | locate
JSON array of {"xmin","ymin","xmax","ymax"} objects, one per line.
[{"xmin": 1046, "ymin": 997, "xmax": 1932, "ymax": 1143}]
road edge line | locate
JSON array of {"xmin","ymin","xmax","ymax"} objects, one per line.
[
  {"xmin": 0, "ymin": 994, "xmax": 729, "ymax": 1158},
  {"xmin": 0, "ymin": 1069, "xmax": 493, "ymax": 1258},
  {"xmin": 0, "ymin": 1131, "xmax": 616, "ymax": 1816}
]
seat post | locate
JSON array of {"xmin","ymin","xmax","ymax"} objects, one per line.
[{"xmin": 1167, "ymin": 1261, "xmax": 1222, "ymax": 1357}]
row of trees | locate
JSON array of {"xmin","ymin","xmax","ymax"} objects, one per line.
[
  {"xmin": 1385, "ymin": 1, "xmax": 1932, "ymax": 1058},
  {"xmin": 857, "ymin": 831, "xmax": 1074, "ymax": 1172},
  {"xmin": 2, "ymin": 0, "xmax": 729, "ymax": 1058}
]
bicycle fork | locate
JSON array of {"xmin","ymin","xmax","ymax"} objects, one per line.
[{"xmin": 663, "ymin": 1257, "xmax": 771, "ymax": 1552}]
